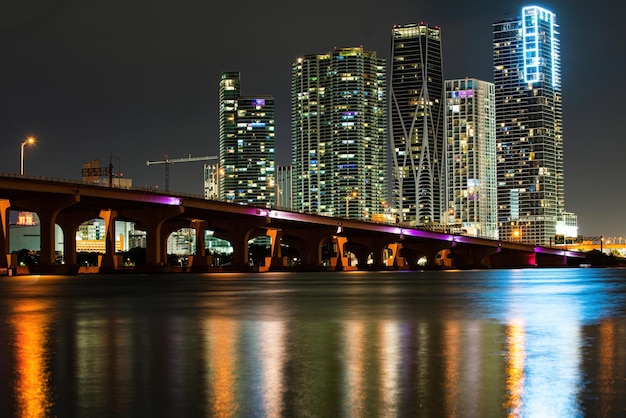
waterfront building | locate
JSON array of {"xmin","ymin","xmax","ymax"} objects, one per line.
[
  {"xmin": 291, "ymin": 47, "xmax": 387, "ymax": 219},
  {"xmin": 445, "ymin": 78, "xmax": 498, "ymax": 239},
  {"xmin": 219, "ymin": 71, "xmax": 275, "ymax": 207},
  {"xmin": 275, "ymin": 165, "xmax": 293, "ymax": 209},
  {"xmin": 389, "ymin": 23, "xmax": 445, "ymax": 226},
  {"xmin": 493, "ymin": 6, "xmax": 576, "ymax": 244},
  {"xmin": 203, "ymin": 163, "xmax": 221, "ymax": 200}
]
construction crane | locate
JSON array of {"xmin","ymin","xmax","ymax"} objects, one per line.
[{"xmin": 146, "ymin": 154, "xmax": 218, "ymax": 192}]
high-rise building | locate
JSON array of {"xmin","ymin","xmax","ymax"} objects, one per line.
[
  {"xmin": 203, "ymin": 163, "xmax": 221, "ymax": 200},
  {"xmin": 389, "ymin": 24, "xmax": 445, "ymax": 226},
  {"xmin": 219, "ymin": 71, "xmax": 275, "ymax": 207},
  {"xmin": 445, "ymin": 78, "xmax": 498, "ymax": 239},
  {"xmin": 494, "ymin": 6, "xmax": 576, "ymax": 244},
  {"xmin": 291, "ymin": 47, "xmax": 387, "ymax": 219},
  {"xmin": 275, "ymin": 165, "xmax": 293, "ymax": 209}
]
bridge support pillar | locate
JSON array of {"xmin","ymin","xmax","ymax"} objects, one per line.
[
  {"xmin": 99, "ymin": 209, "xmax": 119, "ymax": 269},
  {"xmin": 329, "ymin": 236, "xmax": 353, "ymax": 271},
  {"xmin": 189, "ymin": 220, "xmax": 211, "ymax": 271},
  {"xmin": 0, "ymin": 200, "xmax": 10, "ymax": 269},
  {"xmin": 218, "ymin": 217, "xmax": 272, "ymax": 271},
  {"xmin": 13, "ymin": 196, "xmax": 79, "ymax": 273},
  {"xmin": 385, "ymin": 242, "xmax": 409, "ymax": 269},
  {"xmin": 118, "ymin": 206, "xmax": 184, "ymax": 271},
  {"xmin": 56, "ymin": 210, "xmax": 101, "ymax": 268},
  {"xmin": 256, "ymin": 228, "xmax": 284, "ymax": 273},
  {"xmin": 280, "ymin": 227, "xmax": 337, "ymax": 270}
]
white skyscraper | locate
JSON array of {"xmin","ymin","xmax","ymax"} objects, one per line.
[{"xmin": 445, "ymin": 78, "xmax": 498, "ymax": 239}]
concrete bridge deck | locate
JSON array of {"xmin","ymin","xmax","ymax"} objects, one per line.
[{"xmin": 0, "ymin": 174, "xmax": 586, "ymax": 274}]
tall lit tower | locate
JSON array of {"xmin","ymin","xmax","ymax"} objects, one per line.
[
  {"xmin": 292, "ymin": 47, "xmax": 386, "ymax": 219},
  {"xmin": 494, "ymin": 6, "xmax": 575, "ymax": 245},
  {"xmin": 445, "ymin": 78, "xmax": 498, "ymax": 239},
  {"xmin": 219, "ymin": 71, "xmax": 275, "ymax": 207},
  {"xmin": 389, "ymin": 24, "xmax": 445, "ymax": 226}
]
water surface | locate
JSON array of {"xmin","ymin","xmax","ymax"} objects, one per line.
[{"xmin": 0, "ymin": 268, "xmax": 625, "ymax": 417}]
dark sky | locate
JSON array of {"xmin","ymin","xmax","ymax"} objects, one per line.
[{"xmin": 1, "ymin": 0, "xmax": 624, "ymax": 238}]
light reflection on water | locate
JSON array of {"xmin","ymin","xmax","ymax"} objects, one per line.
[
  {"xmin": 11, "ymin": 299, "xmax": 54, "ymax": 418},
  {"xmin": 0, "ymin": 269, "xmax": 625, "ymax": 417}
]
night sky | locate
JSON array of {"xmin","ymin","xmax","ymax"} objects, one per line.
[{"xmin": 1, "ymin": 0, "xmax": 623, "ymax": 238}]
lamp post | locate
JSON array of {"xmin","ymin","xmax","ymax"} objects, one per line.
[{"xmin": 20, "ymin": 136, "xmax": 35, "ymax": 176}]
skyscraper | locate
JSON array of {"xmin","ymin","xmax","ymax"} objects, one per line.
[
  {"xmin": 493, "ymin": 6, "xmax": 576, "ymax": 245},
  {"xmin": 389, "ymin": 24, "xmax": 445, "ymax": 226},
  {"xmin": 291, "ymin": 47, "xmax": 387, "ymax": 219},
  {"xmin": 219, "ymin": 71, "xmax": 275, "ymax": 207},
  {"xmin": 445, "ymin": 78, "xmax": 498, "ymax": 239}
]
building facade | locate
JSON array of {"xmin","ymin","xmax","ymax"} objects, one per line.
[
  {"xmin": 219, "ymin": 71, "xmax": 275, "ymax": 207},
  {"xmin": 291, "ymin": 47, "xmax": 387, "ymax": 219},
  {"xmin": 493, "ymin": 6, "xmax": 575, "ymax": 244},
  {"xmin": 275, "ymin": 165, "xmax": 293, "ymax": 209},
  {"xmin": 389, "ymin": 24, "xmax": 445, "ymax": 226},
  {"xmin": 203, "ymin": 163, "xmax": 221, "ymax": 200},
  {"xmin": 445, "ymin": 78, "xmax": 498, "ymax": 239}
]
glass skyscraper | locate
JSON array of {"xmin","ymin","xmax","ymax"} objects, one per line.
[
  {"xmin": 493, "ymin": 6, "xmax": 575, "ymax": 245},
  {"xmin": 445, "ymin": 78, "xmax": 498, "ymax": 239},
  {"xmin": 291, "ymin": 47, "xmax": 387, "ymax": 219},
  {"xmin": 389, "ymin": 24, "xmax": 445, "ymax": 226},
  {"xmin": 219, "ymin": 71, "xmax": 275, "ymax": 207}
]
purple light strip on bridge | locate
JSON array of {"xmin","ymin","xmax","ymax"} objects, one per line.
[
  {"xmin": 143, "ymin": 195, "xmax": 182, "ymax": 205},
  {"xmin": 228, "ymin": 207, "xmax": 584, "ymax": 259},
  {"xmin": 534, "ymin": 246, "xmax": 580, "ymax": 258}
]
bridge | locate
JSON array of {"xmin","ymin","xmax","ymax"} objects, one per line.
[{"xmin": 0, "ymin": 174, "xmax": 586, "ymax": 274}]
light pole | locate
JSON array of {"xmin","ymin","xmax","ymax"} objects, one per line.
[{"xmin": 20, "ymin": 136, "xmax": 35, "ymax": 176}]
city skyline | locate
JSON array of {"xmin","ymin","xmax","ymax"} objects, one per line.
[{"xmin": 1, "ymin": 0, "xmax": 623, "ymax": 237}]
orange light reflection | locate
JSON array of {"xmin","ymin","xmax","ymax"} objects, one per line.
[
  {"xmin": 205, "ymin": 318, "xmax": 238, "ymax": 418},
  {"xmin": 343, "ymin": 320, "xmax": 366, "ymax": 416},
  {"xmin": 378, "ymin": 320, "xmax": 401, "ymax": 417},
  {"xmin": 259, "ymin": 320, "xmax": 286, "ymax": 417},
  {"xmin": 504, "ymin": 319, "xmax": 526, "ymax": 417},
  {"xmin": 443, "ymin": 320, "xmax": 460, "ymax": 417},
  {"xmin": 12, "ymin": 300, "xmax": 53, "ymax": 418}
]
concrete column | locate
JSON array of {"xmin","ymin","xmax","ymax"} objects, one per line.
[
  {"xmin": 117, "ymin": 206, "xmax": 184, "ymax": 269},
  {"xmin": 99, "ymin": 209, "xmax": 118, "ymax": 268},
  {"xmin": 13, "ymin": 196, "xmax": 79, "ymax": 269},
  {"xmin": 218, "ymin": 218, "xmax": 274, "ymax": 271},
  {"xmin": 190, "ymin": 219, "xmax": 210, "ymax": 271},
  {"xmin": 0, "ymin": 200, "xmax": 10, "ymax": 268},
  {"xmin": 55, "ymin": 210, "xmax": 100, "ymax": 267},
  {"xmin": 283, "ymin": 227, "xmax": 337, "ymax": 269}
]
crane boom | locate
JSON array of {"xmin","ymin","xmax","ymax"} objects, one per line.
[
  {"xmin": 146, "ymin": 155, "xmax": 218, "ymax": 165},
  {"xmin": 146, "ymin": 154, "xmax": 218, "ymax": 192}
]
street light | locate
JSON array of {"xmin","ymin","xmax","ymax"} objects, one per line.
[{"xmin": 20, "ymin": 136, "xmax": 35, "ymax": 176}]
